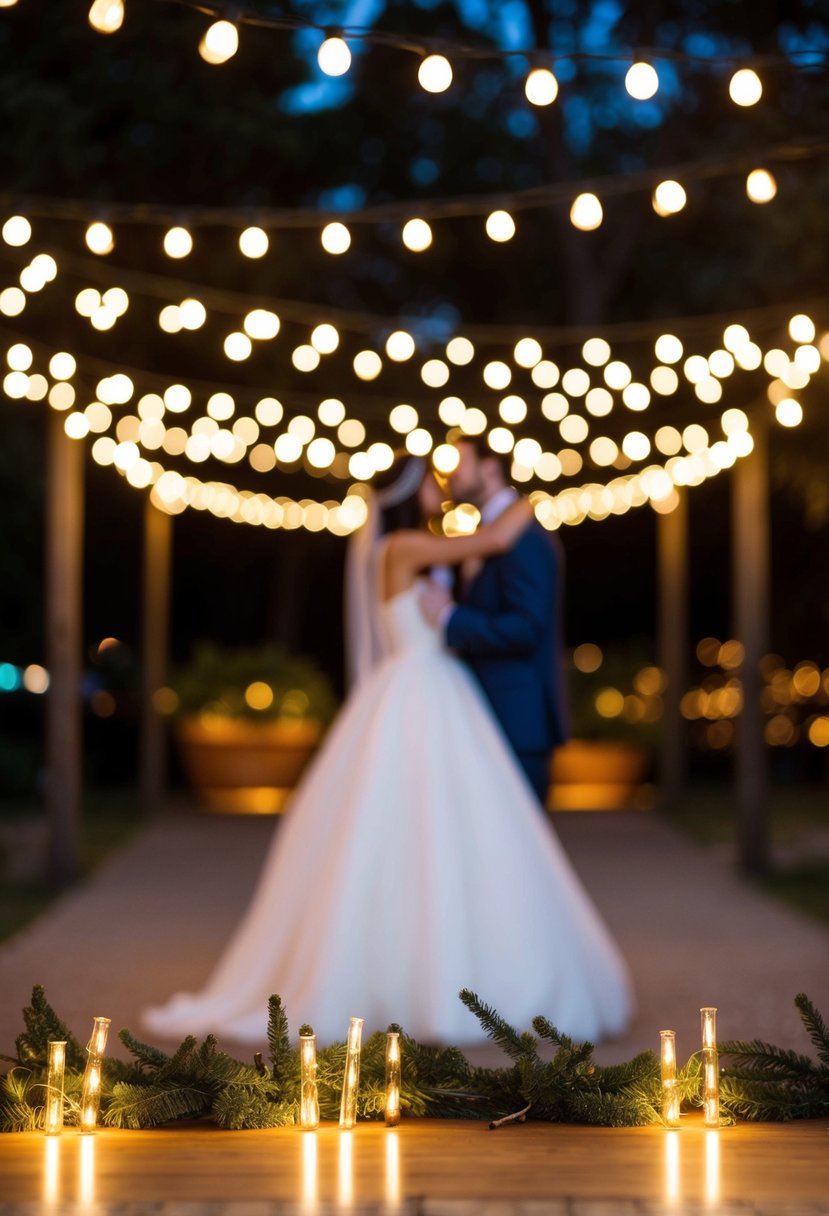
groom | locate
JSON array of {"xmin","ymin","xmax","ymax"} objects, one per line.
[{"xmin": 420, "ymin": 437, "xmax": 569, "ymax": 807}]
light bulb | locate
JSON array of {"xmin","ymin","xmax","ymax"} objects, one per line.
[
  {"xmin": 386, "ymin": 331, "xmax": 415, "ymax": 361},
  {"xmin": 321, "ymin": 221, "xmax": 351, "ymax": 254},
  {"xmin": 729, "ymin": 68, "xmax": 762, "ymax": 106},
  {"xmin": 318, "ymin": 37, "xmax": 351, "ymax": 77},
  {"xmin": 746, "ymin": 169, "xmax": 776, "ymax": 203},
  {"xmin": 402, "ymin": 218, "xmax": 432, "ymax": 251},
  {"xmin": 570, "ymin": 193, "xmax": 603, "ymax": 231},
  {"xmin": 239, "ymin": 226, "xmax": 268, "ymax": 258},
  {"xmin": 418, "ymin": 54, "xmax": 452, "ymax": 93},
  {"xmin": 199, "ymin": 21, "xmax": 238, "ymax": 65},
  {"xmin": 88, "ymin": 0, "xmax": 124, "ymax": 34},
  {"xmin": 85, "ymin": 221, "xmax": 114, "ymax": 254},
  {"xmin": 525, "ymin": 67, "xmax": 558, "ymax": 106},
  {"xmin": 625, "ymin": 62, "xmax": 659, "ymax": 100},
  {"xmin": 2, "ymin": 215, "xmax": 31, "ymax": 247},
  {"xmin": 163, "ymin": 226, "xmax": 193, "ymax": 258},
  {"xmin": 652, "ymin": 180, "xmax": 687, "ymax": 216},
  {"xmin": 485, "ymin": 210, "xmax": 515, "ymax": 242}
]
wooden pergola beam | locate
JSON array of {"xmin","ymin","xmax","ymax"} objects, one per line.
[
  {"xmin": 732, "ymin": 410, "xmax": 771, "ymax": 875},
  {"xmin": 139, "ymin": 498, "xmax": 172, "ymax": 816},
  {"xmin": 657, "ymin": 490, "xmax": 689, "ymax": 804},
  {"xmin": 45, "ymin": 413, "xmax": 84, "ymax": 886}
]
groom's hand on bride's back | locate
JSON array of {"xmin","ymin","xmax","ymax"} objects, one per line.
[
  {"xmin": 491, "ymin": 497, "xmax": 534, "ymax": 548},
  {"xmin": 420, "ymin": 580, "xmax": 454, "ymax": 629}
]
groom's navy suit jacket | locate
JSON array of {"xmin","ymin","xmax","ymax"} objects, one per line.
[{"xmin": 445, "ymin": 521, "xmax": 569, "ymax": 759}]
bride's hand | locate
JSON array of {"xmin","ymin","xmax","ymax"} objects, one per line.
[{"xmin": 489, "ymin": 497, "xmax": 534, "ymax": 550}]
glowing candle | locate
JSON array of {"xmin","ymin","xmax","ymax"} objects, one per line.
[
  {"xmin": 385, "ymin": 1031, "xmax": 401, "ymax": 1127},
  {"xmin": 338, "ymin": 1016, "xmax": 364, "ymax": 1130},
  {"xmin": 299, "ymin": 1026, "xmax": 319, "ymax": 1131},
  {"xmin": 44, "ymin": 1041, "xmax": 66, "ymax": 1135},
  {"xmin": 700, "ymin": 1007, "xmax": 719, "ymax": 1128},
  {"xmin": 80, "ymin": 1017, "xmax": 110, "ymax": 1133},
  {"xmin": 700, "ymin": 1006, "xmax": 717, "ymax": 1051},
  {"xmin": 659, "ymin": 1029, "xmax": 680, "ymax": 1128}
]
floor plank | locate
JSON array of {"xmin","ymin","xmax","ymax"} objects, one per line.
[{"xmin": 0, "ymin": 1117, "xmax": 827, "ymax": 1214}]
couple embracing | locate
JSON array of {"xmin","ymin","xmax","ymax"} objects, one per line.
[{"xmin": 145, "ymin": 439, "xmax": 633, "ymax": 1046}]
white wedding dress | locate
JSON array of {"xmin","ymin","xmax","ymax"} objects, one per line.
[{"xmin": 144, "ymin": 584, "xmax": 634, "ymax": 1046}]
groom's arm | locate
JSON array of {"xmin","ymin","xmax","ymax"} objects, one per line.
[{"xmin": 445, "ymin": 530, "xmax": 556, "ymax": 658}]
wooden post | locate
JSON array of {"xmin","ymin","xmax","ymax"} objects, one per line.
[
  {"xmin": 45, "ymin": 413, "xmax": 84, "ymax": 887},
  {"xmin": 732, "ymin": 412, "xmax": 770, "ymax": 875},
  {"xmin": 657, "ymin": 490, "xmax": 688, "ymax": 804},
  {"xmin": 139, "ymin": 498, "xmax": 172, "ymax": 816}
]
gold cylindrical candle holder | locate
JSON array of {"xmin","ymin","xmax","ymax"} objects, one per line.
[
  {"xmin": 80, "ymin": 1017, "xmax": 111, "ymax": 1133},
  {"xmin": 299, "ymin": 1027, "xmax": 319, "ymax": 1131},
  {"xmin": 44, "ymin": 1041, "xmax": 66, "ymax": 1136},
  {"xmin": 385, "ymin": 1031, "xmax": 401, "ymax": 1127},
  {"xmin": 338, "ymin": 1016, "xmax": 364, "ymax": 1130},
  {"xmin": 659, "ymin": 1029, "xmax": 680, "ymax": 1128},
  {"xmin": 700, "ymin": 1007, "xmax": 719, "ymax": 1127}
]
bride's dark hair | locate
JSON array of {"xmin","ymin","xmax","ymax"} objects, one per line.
[{"xmin": 374, "ymin": 452, "xmax": 426, "ymax": 536}]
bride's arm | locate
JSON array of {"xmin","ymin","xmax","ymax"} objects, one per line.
[{"xmin": 386, "ymin": 498, "xmax": 534, "ymax": 577}]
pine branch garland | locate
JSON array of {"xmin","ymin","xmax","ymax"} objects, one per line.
[
  {"xmin": 267, "ymin": 995, "xmax": 290, "ymax": 1084},
  {"xmin": 14, "ymin": 985, "xmax": 84, "ymax": 1072},
  {"xmin": 2, "ymin": 986, "xmax": 828, "ymax": 1132},
  {"xmin": 794, "ymin": 992, "xmax": 829, "ymax": 1069},
  {"xmin": 103, "ymin": 1080, "xmax": 213, "ymax": 1129}
]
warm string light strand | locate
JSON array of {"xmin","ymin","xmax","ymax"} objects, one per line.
[
  {"xmin": 2, "ymin": 306, "xmax": 826, "ymax": 531},
  {"xmin": 2, "ymin": 137, "xmax": 826, "ymax": 259},
  {"xmin": 85, "ymin": 0, "xmax": 827, "ymax": 108}
]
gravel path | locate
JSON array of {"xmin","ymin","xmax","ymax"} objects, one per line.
[{"xmin": 1, "ymin": 807, "xmax": 827, "ymax": 1066}]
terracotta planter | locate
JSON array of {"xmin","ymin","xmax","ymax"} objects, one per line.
[
  {"xmin": 549, "ymin": 738, "xmax": 653, "ymax": 811},
  {"xmin": 176, "ymin": 715, "xmax": 323, "ymax": 814}
]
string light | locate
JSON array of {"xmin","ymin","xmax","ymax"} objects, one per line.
[
  {"xmin": 318, "ymin": 36, "xmax": 351, "ymax": 77},
  {"xmin": 243, "ymin": 308, "xmax": 279, "ymax": 340},
  {"xmin": 514, "ymin": 337, "xmax": 542, "ymax": 368},
  {"xmin": 385, "ymin": 330, "xmax": 415, "ymax": 361},
  {"xmin": 239, "ymin": 226, "xmax": 269, "ymax": 258},
  {"xmin": 88, "ymin": 0, "xmax": 124, "ymax": 34},
  {"xmin": 729, "ymin": 68, "xmax": 763, "ymax": 106},
  {"xmin": 2, "ymin": 215, "xmax": 31, "ymax": 247},
  {"xmin": 525, "ymin": 67, "xmax": 559, "ymax": 106},
  {"xmin": 625, "ymin": 62, "xmax": 659, "ymax": 100},
  {"xmin": 321, "ymin": 221, "xmax": 351, "ymax": 254},
  {"xmin": 401, "ymin": 218, "xmax": 432, "ymax": 251},
  {"xmin": 163, "ymin": 226, "xmax": 193, "ymax": 258},
  {"xmin": 10, "ymin": 298, "xmax": 825, "ymax": 537},
  {"xmin": 652, "ymin": 180, "xmax": 687, "ymax": 216},
  {"xmin": 483, "ymin": 360, "xmax": 511, "ymax": 390},
  {"xmin": 199, "ymin": 20, "xmax": 239, "ymax": 65},
  {"xmin": 775, "ymin": 398, "xmax": 803, "ymax": 427},
  {"xmin": 353, "ymin": 350, "xmax": 381, "ymax": 379},
  {"xmin": 570, "ymin": 193, "xmax": 603, "ymax": 231},
  {"xmin": 85, "ymin": 221, "xmax": 115, "ymax": 255},
  {"xmin": 746, "ymin": 168, "xmax": 777, "ymax": 202},
  {"xmin": 418, "ymin": 54, "xmax": 452, "ymax": 93},
  {"xmin": 485, "ymin": 210, "xmax": 515, "ymax": 242}
]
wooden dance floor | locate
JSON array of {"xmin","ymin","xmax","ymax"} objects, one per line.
[{"xmin": 1, "ymin": 1115, "xmax": 828, "ymax": 1215}]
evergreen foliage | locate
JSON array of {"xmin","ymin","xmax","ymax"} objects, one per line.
[
  {"xmin": 2, "ymin": 986, "xmax": 827, "ymax": 1132},
  {"xmin": 718, "ymin": 992, "xmax": 829, "ymax": 1122}
]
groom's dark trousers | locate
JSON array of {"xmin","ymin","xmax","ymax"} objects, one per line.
[{"xmin": 445, "ymin": 521, "xmax": 569, "ymax": 807}]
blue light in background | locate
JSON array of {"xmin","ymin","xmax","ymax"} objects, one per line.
[
  {"xmin": 0, "ymin": 663, "xmax": 22, "ymax": 692},
  {"xmin": 317, "ymin": 183, "xmax": 368, "ymax": 210}
]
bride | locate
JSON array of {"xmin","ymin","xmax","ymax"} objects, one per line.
[{"xmin": 143, "ymin": 454, "xmax": 633, "ymax": 1046}]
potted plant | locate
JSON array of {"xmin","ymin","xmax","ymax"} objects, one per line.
[
  {"xmin": 169, "ymin": 643, "xmax": 338, "ymax": 815},
  {"xmin": 550, "ymin": 643, "xmax": 659, "ymax": 811}
]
